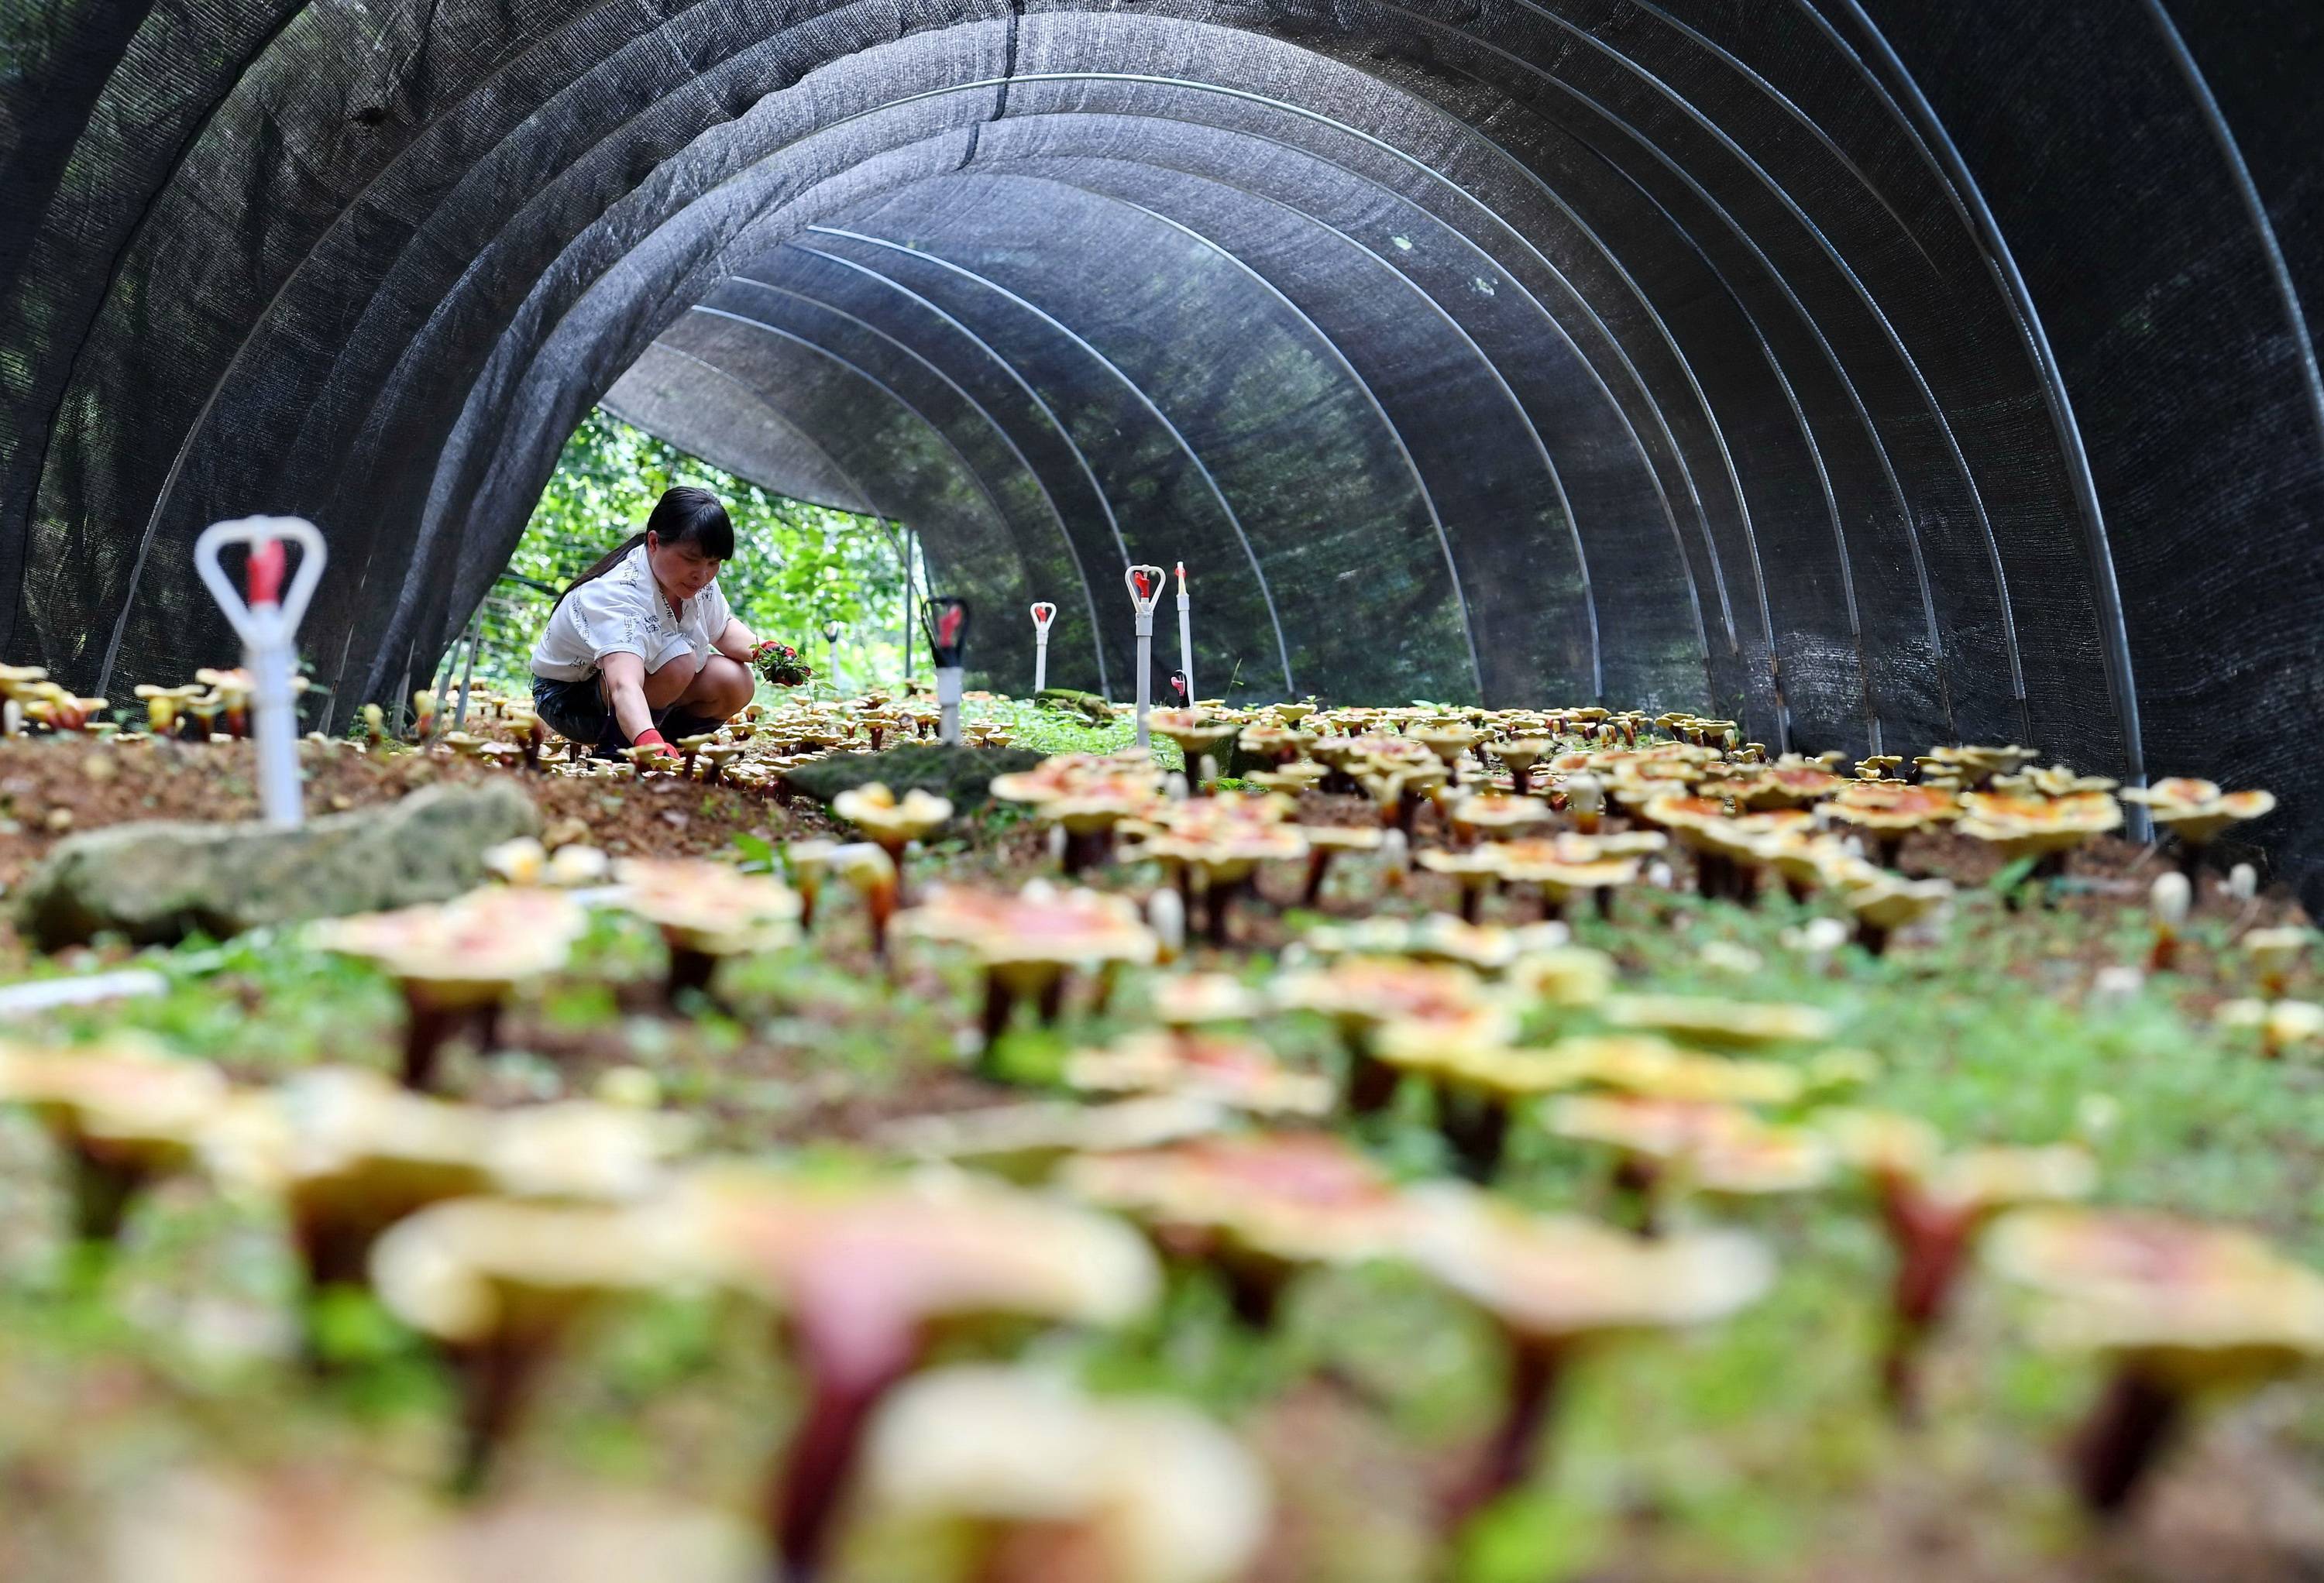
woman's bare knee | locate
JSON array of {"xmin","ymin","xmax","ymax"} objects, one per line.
[
  {"xmin": 689, "ymin": 655, "xmax": 753, "ymax": 718},
  {"xmin": 640, "ymin": 658, "xmax": 696, "ymax": 709}
]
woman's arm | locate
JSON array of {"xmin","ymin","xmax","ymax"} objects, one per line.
[
  {"xmin": 713, "ymin": 616, "xmax": 759, "ymax": 662},
  {"xmin": 596, "ymin": 651, "xmax": 664, "ymax": 747}
]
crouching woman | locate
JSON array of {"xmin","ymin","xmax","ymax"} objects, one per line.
[{"xmin": 530, "ymin": 486, "xmax": 761, "ymax": 755}]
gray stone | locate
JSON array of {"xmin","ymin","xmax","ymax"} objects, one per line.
[{"xmin": 12, "ymin": 781, "xmax": 541, "ymax": 951}]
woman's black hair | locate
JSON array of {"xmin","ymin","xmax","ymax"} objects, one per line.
[{"xmin": 554, "ymin": 486, "xmax": 735, "ymax": 607}]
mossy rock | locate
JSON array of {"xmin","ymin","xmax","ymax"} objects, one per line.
[
  {"xmin": 1035, "ymin": 688, "xmax": 1116, "ymax": 725},
  {"xmin": 13, "ymin": 780, "xmax": 539, "ymax": 951},
  {"xmin": 779, "ymin": 743, "xmax": 1046, "ymax": 810}
]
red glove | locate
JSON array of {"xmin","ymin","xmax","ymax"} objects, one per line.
[{"xmin": 633, "ymin": 727, "xmax": 669, "ymax": 751}]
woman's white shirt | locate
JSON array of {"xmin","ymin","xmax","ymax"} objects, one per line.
[{"xmin": 531, "ymin": 542, "xmax": 732, "ymax": 682}]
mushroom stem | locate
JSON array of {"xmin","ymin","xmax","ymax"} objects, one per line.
[
  {"xmin": 1854, "ymin": 919, "xmax": 1893, "ymax": 958},
  {"xmin": 1036, "ymin": 973, "xmax": 1068, "ymax": 1028},
  {"xmin": 980, "ymin": 975, "xmax": 1018, "ymax": 1057},
  {"xmin": 1611, "ymin": 1156, "xmax": 1662, "ymax": 1238},
  {"xmin": 665, "ymin": 941, "xmax": 719, "ymax": 1004},
  {"xmin": 401, "ymin": 993, "xmax": 464, "ymax": 1093},
  {"xmin": 772, "ymin": 1297, "xmax": 922, "ymax": 1582},
  {"xmin": 1446, "ymin": 1334, "xmax": 1567, "ymax": 1525},
  {"xmin": 1875, "ymin": 1181, "xmax": 1976, "ymax": 1419},
  {"xmin": 1203, "ymin": 876, "xmax": 1245, "ymax": 948},
  {"xmin": 63, "ymin": 1147, "xmax": 151, "ymax": 1245},
  {"xmin": 449, "ymin": 1333, "xmax": 549, "ymax": 1499},
  {"xmin": 1457, "ymin": 881, "xmax": 1483, "ymax": 925},
  {"xmin": 1302, "ymin": 848, "xmax": 1335, "ymax": 908},
  {"xmin": 1436, "ymin": 1088, "xmax": 1509, "ymax": 1183},
  {"xmin": 1343, "ymin": 1035, "xmax": 1400, "ymax": 1117},
  {"xmin": 2068, "ymin": 1364, "xmax": 2183, "ymax": 1516}
]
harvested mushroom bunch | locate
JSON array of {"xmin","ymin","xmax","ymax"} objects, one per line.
[
  {"xmin": 855, "ymin": 1366, "xmax": 1270, "ymax": 1583},
  {"xmin": 899, "ymin": 881, "xmax": 1158, "ymax": 1066},
  {"xmin": 311, "ymin": 887, "xmax": 589, "ymax": 1091},
  {"xmin": 615, "ymin": 857, "xmax": 803, "ymax": 1001}
]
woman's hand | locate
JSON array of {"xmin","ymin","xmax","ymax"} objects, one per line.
[{"xmin": 596, "ymin": 651, "xmax": 665, "ymax": 748}]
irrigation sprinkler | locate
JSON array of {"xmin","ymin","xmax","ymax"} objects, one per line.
[
  {"xmin": 821, "ymin": 618, "xmax": 842, "ymax": 695},
  {"xmin": 193, "ymin": 515, "xmax": 326, "ymax": 830},
  {"xmin": 920, "ymin": 596, "xmax": 971, "ymax": 746},
  {"xmin": 1124, "ymin": 564, "xmax": 1164, "ymax": 750},
  {"xmin": 1029, "ymin": 601, "xmax": 1057, "ymax": 694},
  {"xmin": 1175, "ymin": 561, "xmax": 1195, "ymax": 702}
]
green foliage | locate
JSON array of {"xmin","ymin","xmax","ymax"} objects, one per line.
[{"xmin": 473, "ymin": 408, "xmax": 909, "ymax": 690}]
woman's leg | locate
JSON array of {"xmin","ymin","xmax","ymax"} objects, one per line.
[{"xmin": 677, "ymin": 655, "xmax": 755, "ymax": 720}]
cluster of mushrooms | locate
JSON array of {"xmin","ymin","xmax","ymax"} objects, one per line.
[{"xmin": 4, "ymin": 683, "xmax": 2317, "ymax": 1581}]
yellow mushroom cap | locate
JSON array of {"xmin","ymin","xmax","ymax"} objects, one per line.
[
  {"xmin": 1404, "ymin": 1184, "xmax": 1774, "ymax": 1337},
  {"xmin": 0, "ymin": 1037, "xmax": 228, "ymax": 1158},
  {"xmin": 370, "ymin": 1196, "xmax": 712, "ymax": 1344},
  {"xmin": 1600, "ymin": 994, "xmax": 1837, "ymax": 1050},
  {"xmin": 858, "ymin": 1366, "xmax": 1270, "ymax": 1583},
  {"xmin": 1546, "ymin": 1095, "xmax": 1832, "ymax": 1193},
  {"xmin": 1987, "ymin": 1208, "xmax": 2324, "ymax": 1388},
  {"xmin": 832, "ymin": 781, "xmax": 956, "ymax": 843}
]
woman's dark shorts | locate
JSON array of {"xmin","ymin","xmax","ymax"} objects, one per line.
[{"xmin": 531, "ymin": 671, "xmax": 725, "ymax": 754}]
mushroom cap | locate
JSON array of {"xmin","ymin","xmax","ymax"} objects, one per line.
[
  {"xmin": 2216, "ymin": 998, "xmax": 2324, "ymax": 1044},
  {"xmin": 897, "ymin": 882, "xmax": 1159, "ymax": 971},
  {"xmin": 875, "ymin": 1095, "xmax": 1228, "ymax": 1180},
  {"xmin": 0, "ymin": 1037, "xmax": 229, "ymax": 1158},
  {"xmin": 1505, "ymin": 945, "xmax": 1619, "ymax": 1007},
  {"xmin": 832, "ymin": 782, "xmax": 957, "ymax": 841},
  {"xmin": 680, "ymin": 1167, "xmax": 1162, "ymax": 1330},
  {"xmin": 1488, "ymin": 838, "xmax": 1642, "ymax": 893},
  {"xmin": 614, "ymin": 859, "xmax": 803, "ymax": 952},
  {"xmin": 1841, "ymin": 874, "xmax": 1954, "ymax": 931},
  {"xmin": 1923, "ymin": 1144, "xmax": 2097, "ymax": 1214},
  {"xmin": 1370, "ymin": 1025, "xmax": 1593, "ymax": 1095},
  {"xmin": 1600, "ymin": 994, "xmax": 1837, "ymax": 1050},
  {"xmin": 370, "ymin": 1196, "xmax": 711, "ymax": 1343},
  {"xmin": 1956, "ymin": 789, "xmax": 2123, "ymax": 853},
  {"xmin": 1404, "ymin": 1184, "xmax": 1774, "ymax": 1337},
  {"xmin": 1446, "ymin": 793, "xmax": 1552, "ymax": 834},
  {"xmin": 1274, "ymin": 956, "xmax": 1513, "ymax": 1043},
  {"xmin": 858, "ymin": 1366, "xmax": 1270, "ymax": 1583},
  {"xmin": 1303, "ymin": 915, "xmax": 1550, "ymax": 973},
  {"xmin": 1148, "ymin": 973, "xmax": 1270, "ymax": 1025},
  {"xmin": 310, "ymin": 887, "xmax": 588, "ymax": 1002},
  {"xmin": 482, "ymin": 836, "xmax": 548, "ymax": 885},
  {"xmin": 1060, "ymin": 1132, "xmax": 1417, "ymax": 1266},
  {"xmin": 1545, "ymin": 1095, "xmax": 1833, "ymax": 1193},
  {"xmin": 1549, "ymin": 1035, "xmax": 1806, "ymax": 1105},
  {"xmin": 1986, "ymin": 1208, "xmax": 2324, "ymax": 1386},
  {"xmin": 2119, "ymin": 778, "xmax": 2278, "ymax": 844},
  {"xmin": 487, "ymin": 1101, "xmax": 697, "ymax": 1202},
  {"xmin": 1064, "ymin": 1029, "xmax": 1334, "ymax": 1117},
  {"xmin": 1827, "ymin": 782, "xmax": 1961, "ymax": 832}
]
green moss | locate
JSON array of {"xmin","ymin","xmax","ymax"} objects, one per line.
[{"xmin": 778, "ymin": 741, "xmax": 1046, "ymax": 809}]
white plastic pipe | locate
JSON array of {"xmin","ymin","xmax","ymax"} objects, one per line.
[
  {"xmin": 1030, "ymin": 601, "xmax": 1056, "ymax": 695},
  {"xmin": 1124, "ymin": 565, "xmax": 1164, "ymax": 750},
  {"xmin": 193, "ymin": 516, "xmax": 325, "ymax": 831},
  {"xmin": 1174, "ymin": 561, "xmax": 1194, "ymax": 702},
  {"xmin": 937, "ymin": 665, "xmax": 964, "ymax": 746}
]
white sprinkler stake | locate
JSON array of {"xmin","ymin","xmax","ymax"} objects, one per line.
[
  {"xmin": 1029, "ymin": 601, "xmax": 1057, "ymax": 695},
  {"xmin": 921, "ymin": 596, "xmax": 971, "ymax": 747},
  {"xmin": 821, "ymin": 619, "xmax": 843, "ymax": 697},
  {"xmin": 194, "ymin": 515, "xmax": 326, "ymax": 830},
  {"xmin": 1174, "ymin": 561, "xmax": 1194, "ymax": 702},
  {"xmin": 1124, "ymin": 564, "xmax": 1164, "ymax": 750}
]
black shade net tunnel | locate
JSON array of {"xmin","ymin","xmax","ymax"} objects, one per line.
[{"xmin": 2, "ymin": 2, "xmax": 2321, "ymax": 889}]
